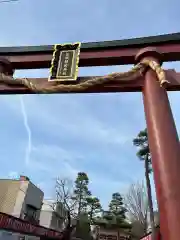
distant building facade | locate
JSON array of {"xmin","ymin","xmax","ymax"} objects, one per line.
[
  {"xmin": 39, "ymin": 200, "xmax": 67, "ymax": 231},
  {"xmin": 0, "ymin": 175, "xmax": 43, "ymax": 240},
  {"xmin": 92, "ymin": 226, "xmax": 130, "ymax": 240},
  {"xmin": 0, "ymin": 175, "xmax": 43, "ymax": 224}
]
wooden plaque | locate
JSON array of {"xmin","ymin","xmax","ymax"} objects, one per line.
[{"xmin": 49, "ymin": 42, "xmax": 81, "ymax": 82}]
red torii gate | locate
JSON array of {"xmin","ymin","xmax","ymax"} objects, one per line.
[{"xmin": 0, "ymin": 33, "xmax": 180, "ymax": 240}]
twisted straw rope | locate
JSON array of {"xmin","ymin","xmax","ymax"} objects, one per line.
[{"xmin": 0, "ymin": 59, "xmax": 168, "ymax": 93}]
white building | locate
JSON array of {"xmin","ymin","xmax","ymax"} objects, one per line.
[{"xmin": 39, "ymin": 200, "xmax": 67, "ymax": 231}]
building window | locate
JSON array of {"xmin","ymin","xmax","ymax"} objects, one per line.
[
  {"xmin": 57, "ymin": 218, "xmax": 63, "ymax": 229},
  {"xmin": 24, "ymin": 204, "xmax": 38, "ymax": 223}
]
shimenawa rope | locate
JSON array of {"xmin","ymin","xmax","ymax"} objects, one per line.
[{"xmin": 0, "ymin": 59, "xmax": 168, "ymax": 93}]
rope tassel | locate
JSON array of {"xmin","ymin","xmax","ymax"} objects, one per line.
[{"xmin": 141, "ymin": 59, "xmax": 169, "ymax": 87}]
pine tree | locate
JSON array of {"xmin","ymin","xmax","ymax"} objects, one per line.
[
  {"xmin": 86, "ymin": 196, "xmax": 102, "ymax": 223},
  {"xmin": 103, "ymin": 192, "xmax": 130, "ymax": 230},
  {"xmin": 109, "ymin": 192, "xmax": 126, "ymax": 220},
  {"xmin": 75, "ymin": 212, "xmax": 92, "ymax": 240},
  {"xmin": 133, "ymin": 128, "xmax": 155, "ymax": 239},
  {"xmin": 72, "ymin": 172, "xmax": 91, "ymax": 240},
  {"xmin": 72, "ymin": 172, "xmax": 91, "ymax": 217}
]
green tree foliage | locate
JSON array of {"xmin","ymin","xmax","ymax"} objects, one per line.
[
  {"xmin": 109, "ymin": 192, "xmax": 127, "ymax": 219},
  {"xmin": 133, "ymin": 128, "xmax": 152, "ymax": 173},
  {"xmin": 133, "ymin": 128, "xmax": 155, "ymax": 239},
  {"xmin": 75, "ymin": 212, "xmax": 92, "ymax": 240},
  {"xmin": 71, "ymin": 172, "xmax": 92, "ymax": 240},
  {"xmin": 72, "ymin": 172, "xmax": 91, "ymax": 216},
  {"xmin": 102, "ymin": 192, "xmax": 131, "ymax": 230},
  {"xmin": 130, "ymin": 220, "xmax": 147, "ymax": 240},
  {"xmin": 86, "ymin": 196, "xmax": 102, "ymax": 223}
]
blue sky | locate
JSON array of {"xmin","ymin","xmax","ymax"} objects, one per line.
[{"xmin": 0, "ymin": 0, "xmax": 180, "ymax": 209}]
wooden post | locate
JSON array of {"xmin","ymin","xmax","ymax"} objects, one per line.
[
  {"xmin": 0, "ymin": 58, "xmax": 14, "ymax": 76},
  {"xmin": 136, "ymin": 48, "xmax": 180, "ymax": 240}
]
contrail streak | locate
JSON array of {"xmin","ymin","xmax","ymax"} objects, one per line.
[
  {"xmin": 0, "ymin": 0, "xmax": 18, "ymax": 3},
  {"xmin": 19, "ymin": 96, "xmax": 32, "ymax": 166}
]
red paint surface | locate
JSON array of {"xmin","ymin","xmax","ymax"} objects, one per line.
[
  {"xmin": 140, "ymin": 231, "xmax": 161, "ymax": 240},
  {"xmin": 0, "ymin": 212, "xmax": 62, "ymax": 239},
  {"xmin": 1, "ymin": 42, "xmax": 180, "ymax": 69}
]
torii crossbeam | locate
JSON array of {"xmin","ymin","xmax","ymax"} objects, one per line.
[{"xmin": 1, "ymin": 33, "xmax": 180, "ymax": 240}]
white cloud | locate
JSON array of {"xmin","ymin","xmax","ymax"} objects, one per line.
[
  {"xmin": 28, "ymin": 143, "xmax": 80, "ymax": 178},
  {"xmin": 0, "ymin": 91, "xmax": 153, "ymax": 204},
  {"xmin": 1, "ymin": 94, "xmax": 135, "ymax": 147}
]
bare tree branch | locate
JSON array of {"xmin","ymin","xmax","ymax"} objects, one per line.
[
  {"xmin": 44, "ymin": 177, "xmax": 79, "ymax": 239},
  {"xmin": 55, "ymin": 177, "xmax": 78, "ymax": 218},
  {"xmin": 124, "ymin": 181, "xmax": 149, "ymax": 234}
]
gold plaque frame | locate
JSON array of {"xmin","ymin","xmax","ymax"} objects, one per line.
[{"xmin": 48, "ymin": 42, "xmax": 81, "ymax": 82}]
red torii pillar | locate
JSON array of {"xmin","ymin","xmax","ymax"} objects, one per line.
[{"xmin": 136, "ymin": 48, "xmax": 180, "ymax": 240}]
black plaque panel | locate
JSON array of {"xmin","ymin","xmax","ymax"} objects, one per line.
[{"xmin": 49, "ymin": 42, "xmax": 81, "ymax": 82}]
